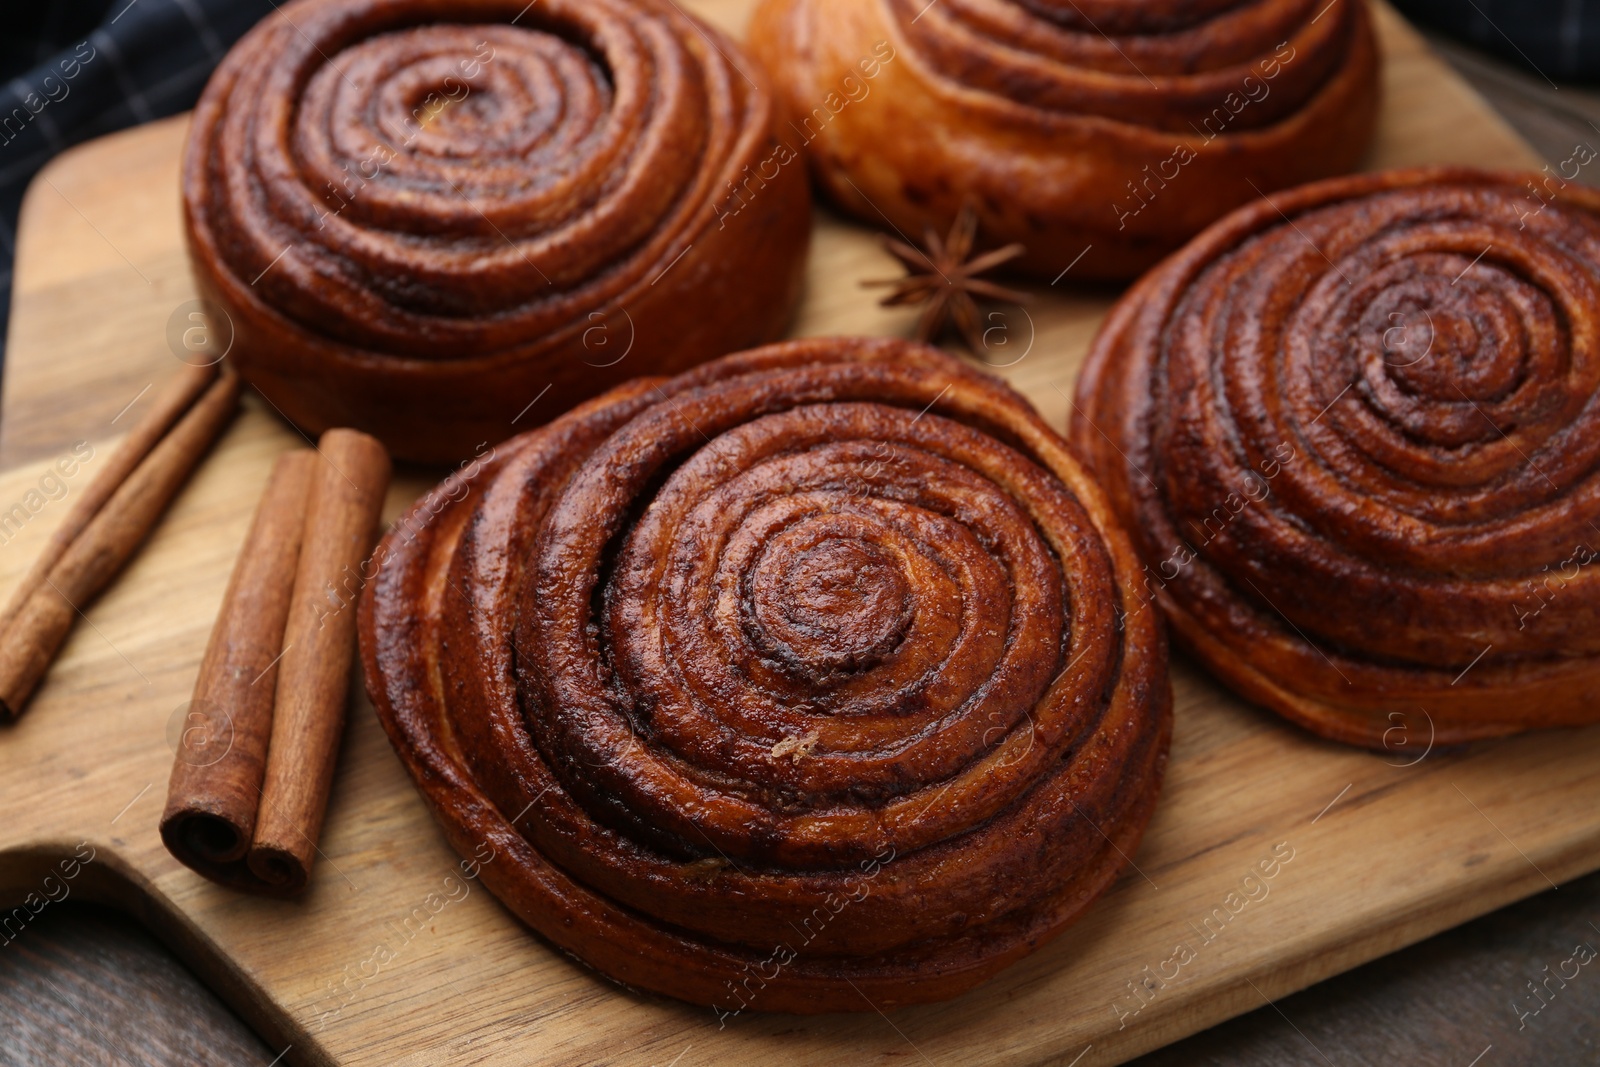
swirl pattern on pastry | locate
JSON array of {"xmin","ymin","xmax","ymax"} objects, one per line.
[
  {"xmin": 360, "ymin": 338, "xmax": 1170, "ymax": 1012},
  {"xmin": 747, "ymin": 0, "xmax": 1378, "ymax": 280},
  {"xmin": 1074, "ymin": 167, "xmax": 1600, "ymax": 748},
  {"xmin": 183, "ymin": 0, "xmax": 809, "ymax": 463}
]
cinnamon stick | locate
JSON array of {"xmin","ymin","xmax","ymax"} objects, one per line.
[
  {"xmin": 159, "ymin": 450, "xmax": 315, "ymax": 887},
  {"xmin": 0, "ymin": 361, "xmax": 219, "ymax": 641},
  {"xmin": 0, "ymin": 371, "xmax": 241, "ymax": 719},
  {"xmin": 248, "ymin": 429, "xmax": 390, "ymax": 893}
]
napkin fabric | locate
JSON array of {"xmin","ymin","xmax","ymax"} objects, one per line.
[
  {"xmin": 1395, "ymin": 0, "xmax": 1600, "ymax": 85},
  {"xmin": 0, "ymin": 0, "xmax": 271, "ymax": 366}
]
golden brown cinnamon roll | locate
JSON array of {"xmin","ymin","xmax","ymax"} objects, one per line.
[
  {"xmin": 183, "ymin": 0, "xmax": 809, "ymax": 464},
  {"xmin": 747, "ymin": 0, "xmax": 1378, "ymax": 280},
  {"xmin": 1074, "ymin": 167, "xmax": 1600, "ymax": 749},
  {"xmin": 360, "ymin": 338, "xmax": 1170, "ymax": 1012}
]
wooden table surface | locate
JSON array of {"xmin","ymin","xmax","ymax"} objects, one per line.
[{"xmin": 3, "ymin": 29, "xmax": 1600, "ymax": 1067}]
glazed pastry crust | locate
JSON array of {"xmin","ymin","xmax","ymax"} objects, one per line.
[
  {"xmin": 183, "ymin": 0, "xmax": 809, "ymax": 464},
  {"xmin": 360, "ymin": 338, "xmax": 1171, "ymax": 1013},
  {"xmin": 747, "ymin": 0, "xmax": 1379, "ymax": 281},
  {"xmin": 1074, "ymin": 167, "xmax": 1600, "ymax": 748}
]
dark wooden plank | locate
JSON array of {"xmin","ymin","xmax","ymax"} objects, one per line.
[
  {"xmin": 0, "ymin": 904, "xmax": 274, "ymax": 1067},
  {"xmin": 1131, "ymin": 869, "xmax": 1600, "ymax": 1066}
]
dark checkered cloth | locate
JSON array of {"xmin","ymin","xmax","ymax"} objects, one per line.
[
  {"xmin": 1395, "ymin": 0, "xmax": 1600, "ymax": 85},
  {"xmin": 0, "ymin": 0, "xmax": 272, "ymax": 364}
]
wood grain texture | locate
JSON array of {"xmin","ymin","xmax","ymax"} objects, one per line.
[
  {"xmin": 1133, "ymin": 866, "xmax": 1600, "ymax": 1066},
  {"xmin": 0, "ymin": 904, "xmax": 275, "ymax": 1067},
  {"xmin": 0, "ymin": 4, "xmax": 1593, "ymax": 1067}
]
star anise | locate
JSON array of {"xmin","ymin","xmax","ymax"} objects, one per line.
[{"xmin": 864, "ymin": 203, "xmax": 1027, "ymax": 356}]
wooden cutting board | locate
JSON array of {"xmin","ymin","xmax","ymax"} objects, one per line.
[{"xmin": 1, "ymin": 4, "xmax": 1591, "ymax": 1065}]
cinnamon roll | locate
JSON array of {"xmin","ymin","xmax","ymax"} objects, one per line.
[
  {"xmin": 360, "ymin": 338, "xmax": 1170, "ymax": 1012},
  {"xmin": 1074, "ymin": 167, "xmax": 1600, "ymax": 748},
  {"xmin": 747, "ymin": 0, "xmax": 1378, "ymax": 280},
  {"xmin": 183, "ymin": 0, "xmax": 809, "ymax": 464}
]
